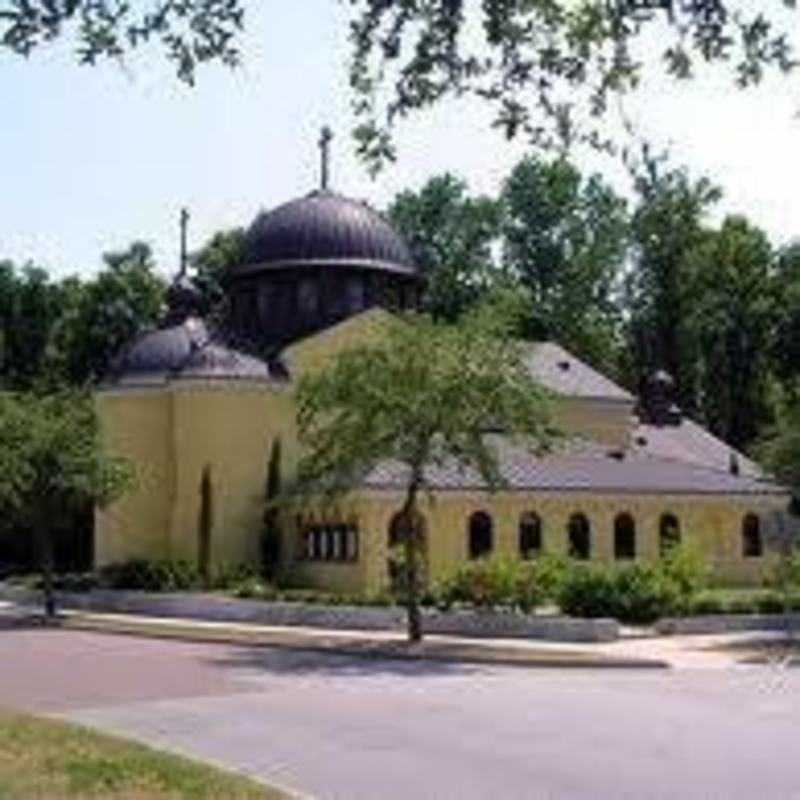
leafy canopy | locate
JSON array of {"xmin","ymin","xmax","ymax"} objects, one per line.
[
  {"xmin": 1, "ymin": 0, "xmax": 245, "ymax": 85},
  {"xmin": 296, "ymin": 310, "xmax": 558, "ymax": 498},
  {"xmin": 350, "ymin": 0, "xmax": 798, "ymax": 171},
  {"xmin": 0, "ymin": 390, "xmax": 133, "ymax": 515}
]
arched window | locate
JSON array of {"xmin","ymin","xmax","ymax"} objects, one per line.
[
  {"xmin": 614, "ymin": 513, "xmax": 636, "ymax": 560},
  {"xmin": 742, "ymin": 514, "xmax": 763, "ymax": 558},
  {"xmin": 659, "ymin": 513, "xmax": 681, "ymax": 556},
  {"xmin": 568, "ymin": 513, "xmax": 591, "ymax": 560},
  {"xmin": 468, "ymin": 511, "xmax": 493, "ymax": 559},
  {"xmin": 519, "ymin": 512, "xmax": 542, "ymax": 559}
]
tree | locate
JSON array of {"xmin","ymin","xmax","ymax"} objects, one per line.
[
  {"xmin": 261, "ymin": 437, "xmax": 283, "ymax": 580},
  {"xmin": 501, "ymin": 155, "xmax": 628, "ymax": 372},
  {"xmin": 0, "ymin": 261, "xmax": 65, "ymax": 390},
  {"xmin": 350, "ymin": 1, "xmax": 798, "ymax": 171},
  {"xmin": 192, "ymin": 227, "xmax": 246, "ymax": 323},
  {"xmin": 1, "ymin": 0, "xmax": 244, "ymax": 85},
  {"xmin": 773, "ymin": 241, "xmax": 800, "ymax": 394},
  {"xmin": 59, "ymin": 241, "xmax": 166, "ymax": 384},
  {"xmin": 295, "ymin": 309, "xmax": 558, "ymax": 642},
  {"xmin": 0, "ymin": 391, "xmax": 133, "ymax": 617},
  {"xmin": 624, "ymin": 146, "xmax": 721, "ymax": 413},
  {"xmin": 688, "ymin": 215, "xmax": 777, "ymax": 450},
  {"xmin": 388, "ymin": 174, "xmax": 502, "ymax": 321}
]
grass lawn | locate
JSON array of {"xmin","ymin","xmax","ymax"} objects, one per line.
[{"xmin": 0, "ymin": 710, "xmax": 287, "ymax": 800}]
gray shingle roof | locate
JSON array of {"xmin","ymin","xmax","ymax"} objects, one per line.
[
  {"xmin": 361, "ymin": 436, "xmax": 786, "ymax": 496},
  {"xmin": 524, "ymin": 342, "xmax": 633, "ymax": 401},
  {"xmin": 631, "ymin": 418, "xmax": 763, "ymax": 479}
]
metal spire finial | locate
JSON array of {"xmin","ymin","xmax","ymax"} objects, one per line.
[
  {"xmin": 319, "ymin": 126, "xmax": 333, "ymax": 190},
  {"xmin": 179, "ymin": 207, "xmax": 190, "ymax": 277}
]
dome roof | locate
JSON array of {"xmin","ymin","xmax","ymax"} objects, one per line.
[
  {"xmin": 241, "ymin": 190, "xmax": 417, "ymax": 275},
  {"xmin": 106, "ymin": 318, "xmax": 272, "ymax": 386}
]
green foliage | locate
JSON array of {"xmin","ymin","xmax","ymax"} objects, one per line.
[
  {"xmin": 99, "ymin": 559, "xmax": 200, "ymax": 593},
  {"xmin": 624, "ymin": 146, "xmax": 722, "ymax": 414},
  {"xmin": 687, "ymin": 215, "xmax": 776, "ymax": 448},
  {"xmin": 388, "ymin": 174, "xmax": 502, "ymax": 321},
  {"xmin": 434, "ymin": 556, "xmax": 542, "ymax": 613},
  {"xmin": 757, "ymin": 403, "xmax": 800, "ymax": 503},
  {"xmin": 0, "ymin": 391, "xmax": 133, "ymax": 513},
  {"xmin": 261, "ymin": 437, "xmax": 283, "ymax": 580},
  {"xmin": 500, "ymin": 156, "xmax": 628, "ymax": 372},
  {"xmin": 659, "ymin": 541, "xmax": 710, "ymax": 607},
  {"xmin": 558, "ymin": 544, "xmax": 709, "ymax": 623},
  {"xmin": 350, "ymin": 1, "xmax": 797, "ymax": 172},
  {"xmin": 1, "ymin": 0, "xmax": 245, "ymax": 85},
  {"xmin": 296, "ymin": 312, "xmax": 556, "ymax": 497},
  {"xmin": 192, "ymin": 228, "xmax": 246, "ymax": 322},
  {"xmin": 296, "ymin": 310, "xmax": 557, "ymax": 640}
]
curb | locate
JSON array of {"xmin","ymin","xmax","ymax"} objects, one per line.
[{"xmin": 51, "ymin": 610, "xmax": 667, "ymax": 670}]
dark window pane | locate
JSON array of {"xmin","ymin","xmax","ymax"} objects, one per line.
[
  {"xmin": 568, "ymin": 513, "xmax": 591, "ymax": 560},
  {"xmin": 659, "ymin": 514, "xmax": 681, "ymax": 556},
  {"xmin": 519, "ymin": 512, "xmax": 542, "ymax": 559},
  {"xmin": 469, "ymin": 511, "xmax": 493, "ymax": 559},
  {"xmin": 614, "ymin": 513, "xmax": 636, "ymax": 560},
  {"xmin": 742, "ymin": 514, "xmax": 763, "ymax": 558}
]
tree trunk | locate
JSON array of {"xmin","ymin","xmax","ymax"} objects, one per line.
[
  {"xmin": 35, "ymin": 515, "xmax": 56, "ymax": 620},
  {"xmin": 401, "ymin": 477, "xmax": 422, "ymax": 643}
]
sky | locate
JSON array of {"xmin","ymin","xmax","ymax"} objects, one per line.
[{"xmin": 0, "ymin": 1, "xmax": 799, "ymax": 281}]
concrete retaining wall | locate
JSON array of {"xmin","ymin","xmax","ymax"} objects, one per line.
[
  {"xmin": 656, "ymin": 614, "xmax": 800, "ymax": 635},
  {"xmin": 0, "ymin": 586, "xmax": 618, "ymax": 643}
]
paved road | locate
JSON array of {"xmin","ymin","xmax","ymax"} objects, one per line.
[{"xmin": 1, "ymin": 622, "xmax": 799, "ymax": 799}]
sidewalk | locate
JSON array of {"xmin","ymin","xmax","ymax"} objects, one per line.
[
  {"xmin": 4, "ymin": 600, "xmax": 793, "ymax": 670},
  {"xmin": 1, "ymin": 601, "xmax": 666, "ymax": 669}
]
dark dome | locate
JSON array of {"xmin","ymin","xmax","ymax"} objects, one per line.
[
  {"xmin": 242, "ymin": 190, "xmax": 416, "ymax": 275},
  {"xmin": 107, "ymin": 318, "xmax": 272, "ymax": 385}
]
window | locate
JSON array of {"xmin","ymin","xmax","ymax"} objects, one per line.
[
  {"xmin": 519, "ymin": 512, "xmax": 542, "ymax": 559},
  {"xmin": 568, "ymin": 513, "xmax": 591, "ymax": 560},
  {"xmin": 468, "ymin": 511, "xmax": 493, "ymax": 559},
  {"xmin": 659, "ymin": 513, "xmax": 681, "ymax": 556},
  {"xmin": 742, "ymin": 514, "xmax": 763, "ymax": 558},
  {"xmin": 614, "ymin": 513, "xmax": 636, "ymax": 560},
  {"xmin": 302, "ymin": 522, "xmax": 359, "ymax": 563}
]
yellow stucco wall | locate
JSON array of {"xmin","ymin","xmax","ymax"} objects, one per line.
[
  {"xmin": 96, "ymin": 309, "xmax": 788, "ymax": 592},
  {"xmin": 95, "ymin": 389, "xmax": 173, "ymax": 565},
  {"xmin": 282, "ymin": 489, "xmax": 787, "ymax": 595},
  {"xmin": 96, "ymin": 380, "xmax": 296, "ymax": 569}
]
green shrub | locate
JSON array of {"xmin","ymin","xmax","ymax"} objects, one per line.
[
  {"xmin": 435, "ymin": 556, "xmax": 543, "ymax": 612},
  {"xmin": 232, "ymin": 578, "xmax": 278, "ymax": 600},
  {"xmin": 689, "ymin": 593, "xmax": 727, "ymax": 616},
  {"xmin": 99, "ymin": 559, "xmax": 199, "ymax": 592},
  {"xmin": 211, "ymin": 562, "xmax": 259, "ymax": 591},
  {"xmin": 659, "ymin": 542, "xmax": 709, "ymax": 610},
  {"xmin": 558, "ymin": 550, "xmax": 706, "ymax": 624},
  {"xmin": 530, "ymin": 552, "xmax": 570, "ymax": 601},
  {"xmin": 755, "ymin": 592, "xmax": 785, "ymax": 615},
  {"xmin": 557, "ymin": 566, "xmax": 618, "ymax": 619},
  {"xmin": 764, "ymin": 551, "xmax": 800, "ymax": 591}
]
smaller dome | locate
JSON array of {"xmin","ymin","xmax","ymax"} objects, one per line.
[
  {"xmin": 242, "ymin": 190, "xmax": 417, "ymax": 275},
  {"xmin": 107, "ymin": 317, "xmax": 272, "ymax": 386}
]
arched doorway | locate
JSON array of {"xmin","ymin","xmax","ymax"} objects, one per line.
[{"xmin": 388, "ymin": 510, "xmax": 428, "ymax": 593}]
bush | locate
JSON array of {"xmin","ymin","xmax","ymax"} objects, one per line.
[
  {"xmin": 689, "ymin": 593, "xmax": 727, "ymax": 616},
  {"xmin": 211, "ymin": 562, "xmax": 259, "ymax": 591},
  {"xmin": 232, "ymin": 577, "xmax": 278, "ymax": 600},
  {"xmin": 559, "ymin": 547, "xmax": 709, "ymax": 624},
  {"xmin": 434, "ymin": 556, "xmax": 543, "ymax": 612},
  {"xmin": 530, "ymin": 552, "xmax": 570, "ymax": 602},
  {"xmin": 99, "ymin": 559, "xmax": 200, "ymax": 592}
]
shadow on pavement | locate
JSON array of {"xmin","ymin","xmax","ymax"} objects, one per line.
[{"xmin": 204, "ymin": 642, "xmax": 489, "ymax": 679}]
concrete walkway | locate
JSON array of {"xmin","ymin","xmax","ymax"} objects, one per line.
[{"xmin": 3, "ymin": 600, "xmax": 794, "ymax": 670}]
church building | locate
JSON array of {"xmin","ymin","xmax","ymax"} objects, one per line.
[{"xmin": 96, "ymin": 145, "xmax": 790, "ymax": 593}]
